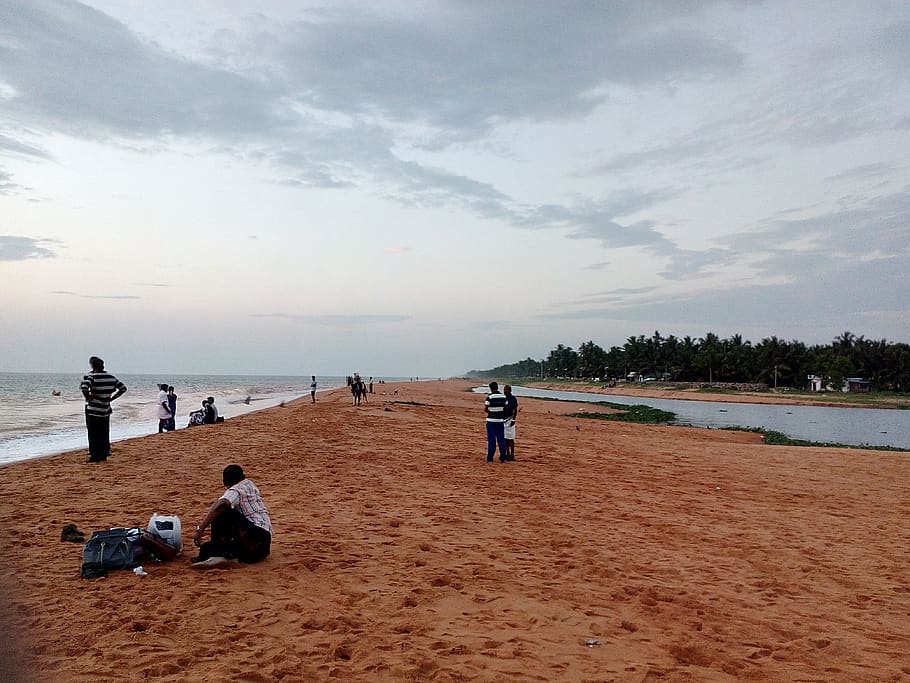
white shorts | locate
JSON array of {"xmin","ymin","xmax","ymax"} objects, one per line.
[{"xmin": 504, "ymin": 419, "xmax": 516, "ymax": 440}]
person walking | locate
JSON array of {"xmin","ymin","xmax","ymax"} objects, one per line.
[
  {"xmin": 484, "ymin": 381, "xmax": 508, "ymax": 463},
  {"xmin": 502, "ymin": 384, "xmax": 519, "ymax": 461},
  {"xmin": 310, "ymin": 376, "xmax": 317, "ymax": 403},
  {"xmin": 80, "ymin": 356, "xmax": 127, "ymax": 462}
]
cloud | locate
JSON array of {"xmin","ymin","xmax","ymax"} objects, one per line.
[
  {"xmin": 262, "ymin": 3, "xmax": 742, "ymax": 139},
  {"xmin": 541, "ymin": 188, "xmax": 910, "ymax": 335},
  {"xmin": 384, "ymin": 246, "xmax": 409, "ymax": 254},
  {"xmin": 555, "ymin": 286, "xmax": 659, "ymax": 307},
  {"xmin": 0, "ymin": 235, "xmax": 58, "ymax": 260},
  {"xmin": 585, "ymin": 261, "xmax": 611, "ymax": 271},
  {"xmin": 272, "ymin": 172, "xmax": 356, "ymax": 190},
  {"xmin": 80, "ymin": 294, "xmax": 140, "ymax": 300},
  {"xmin": 1, "ymin": 2, "xmax": 740, "ymax": 145},
  {"xmin": 826, "ymin": 162, "xmax": 899, "ymax": 183},
  {"xmin": 0, "ymin": 0, "xmax": 282, "ymax": 140},
  {"xmin": 726, "ymin": 188, "xmax": 910, "ymax": 272},
  {"xmin": 0, "ymin": 0, "xmax": 739, "ymax": 250},
  {"xmin": 507, "ymin": 187, "xmax": 684, "ymax": 255},
  {"xmin": 658, "ymin": 247, "xmax": 737, "ymax": 281},
  {"xmin": 0, "ymin": 167, "xmax": 19, "ymax": 193},
  {"xmin": 2, "ymin": 0, "xmax": 907, "ymax": 297},
  {"xmin": 0, "ymin": 132, "xmax": 51, "ymax": 160},
  {"xmin": 249, "ymin": 313, "xmax": 411, "ymax": 325},
  {"xmin": 48, "ymin": 288, "xmax": 140, "ymax": 299},
  {"xmin": 539, "ymin": 250, "xmax": 910, "ymax": 335}
]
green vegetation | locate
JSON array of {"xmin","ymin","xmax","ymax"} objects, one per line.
[
  {"xmin": 467, "ymin": 330, "xmax": 910, "ymax": 394},
  {"xmin": 567, "ymin": 402, "xmax": 676, "ymax": 424},
  {"xmin": 733, "ymin": 428, "xmax": 910, "ymax": 452}
]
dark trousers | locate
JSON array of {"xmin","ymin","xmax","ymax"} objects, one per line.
[
  {"xmin": 85, "ymin": 410, "xmax": 110, "ymax": 461},
  {"xmin": 486, "ymin": 421, "xmax": 506, "ymax": 462},
  {"xmin": 198, "ymin": 508, "xmax": 271, "ymax": 563}
]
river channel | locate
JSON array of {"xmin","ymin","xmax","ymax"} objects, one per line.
[{"xmin": 506, "ymin": 386, "xmax": 910, "ymax": 450}]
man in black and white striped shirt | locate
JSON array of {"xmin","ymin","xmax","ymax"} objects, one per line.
[
  {"xmin": 484, "ymin": 381, "xmax": 508, "ymax": 463},
  {"xmin": 80, "ymin": 356, "xmax": 127, "ymax": 462}
]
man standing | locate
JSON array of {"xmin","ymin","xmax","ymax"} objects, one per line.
[
  {"xmin": 502, "ymin": 384, "xmax": 519, "ymax": 461},
  {"xmin": 157, "ymin": 383, "xmax": 171, "ymax": 433},
  {"xmin": 484, "ymin": 381, "xmax": 508, "ymax": 463},
  {"xmin": 192, "ymin": 464, "xmax": 272, "ymax": 568},
  {"xmin": 80, "ymin": 356, "xmax": 127, "ymax": 462},
  {"xmin": 166, "ymin": 386, "xmax": 178, "ymax": 431},
  {"xmin": 310, "ymin": 376, "xmax": 317, "ymax": 403}
]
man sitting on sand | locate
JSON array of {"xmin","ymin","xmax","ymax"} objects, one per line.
[
  {"xmin": 203, "ymin": 396, "xmax": 218, "ymax": 424},
  {"xmin": 191, "ymin": 464, "xmax": 272, "ymax": 569}
]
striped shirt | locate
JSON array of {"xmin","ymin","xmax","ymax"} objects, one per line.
[
  {"xmin": 485, "ymin": 392, "xmax": 508, "ymax": 422},
  {"xmin": 221, "ymin": 479, "xmax": 272, "ymax": 534},
  {"xmin": 80, "ymin": 371, "xmax": 127, "ymax": 417}
]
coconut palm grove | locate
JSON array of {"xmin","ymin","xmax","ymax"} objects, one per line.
[{"xmin": 470, "ymin": 332, "xmax": 910, "ymax": 393}]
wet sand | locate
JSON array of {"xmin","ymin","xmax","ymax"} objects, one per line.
[{"xmin": 1, "ymin": 379, "xmax": 909, "ymax": 682}]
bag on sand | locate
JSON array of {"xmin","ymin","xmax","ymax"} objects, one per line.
[
  {"xmin": 81, "ymin": 525, "xmax": 181, "ymax": 578},
  {"xmin": 147, "ymin": 514, "xmax": 182, "ymax": 554},
  {"xmin": 81, "ymin": 527, "xmax": 143, "ymax": 578},
  {"xmin": 138, "ymin": 528, "xmax": 179, "ymax": 562}
]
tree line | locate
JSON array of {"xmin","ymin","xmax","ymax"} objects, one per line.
[{"xmin": 468, "ymin": 331, "xmax": 910, "ymax": 392}]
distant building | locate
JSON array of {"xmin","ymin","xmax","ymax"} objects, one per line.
[
  {"xmin": 843, "ymin": 377, "xmax": 872, "ymax": 393},
  {"xmin": 807, "ymin": 374, "xmax": 824, "ymax": 392}
]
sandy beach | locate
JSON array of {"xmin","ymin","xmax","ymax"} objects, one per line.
[{"xmin": 1, "ymin": 379, "xmax": 909, "ymax": 682}]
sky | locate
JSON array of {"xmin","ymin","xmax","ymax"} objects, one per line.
[{"xmin": 1, "ymin": 0, "xmax": 908, "ymax": 377}]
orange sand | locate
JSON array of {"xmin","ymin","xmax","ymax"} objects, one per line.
[{"xmin": 1, "ymin": 379, "xmax": 909, "ymax": 682}]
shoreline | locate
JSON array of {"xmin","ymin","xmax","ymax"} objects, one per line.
[
  {"xmin": 0, "ymin": 388, "xmax": 312, "ymax": 467},
  {"xmin": 1, "ymin": 379, "xmax": 909, "ymax": 681}
]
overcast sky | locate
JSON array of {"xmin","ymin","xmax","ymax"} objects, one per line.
[{"xmin": 1, "ymin": 0, "xmax": 908, "ymax": 376}]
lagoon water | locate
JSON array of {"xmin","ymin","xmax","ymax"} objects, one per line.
[{"xmin": 509, "ymin": 386, "xmax": 910, "ymax": 450}]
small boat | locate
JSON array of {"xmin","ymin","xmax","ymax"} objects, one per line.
[{"xmin": 51, "ymin": 390, "xmax": 61, "ymax": 396}]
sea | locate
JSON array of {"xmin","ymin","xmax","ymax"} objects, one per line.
[{"xmin": 0, "ymin": 373, "xmax": 396, "ymax": 466}]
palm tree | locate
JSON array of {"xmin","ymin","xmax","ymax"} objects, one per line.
[{"xmin": 697, "ymin": 332, "xmax": 723, "ymax": 383}]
